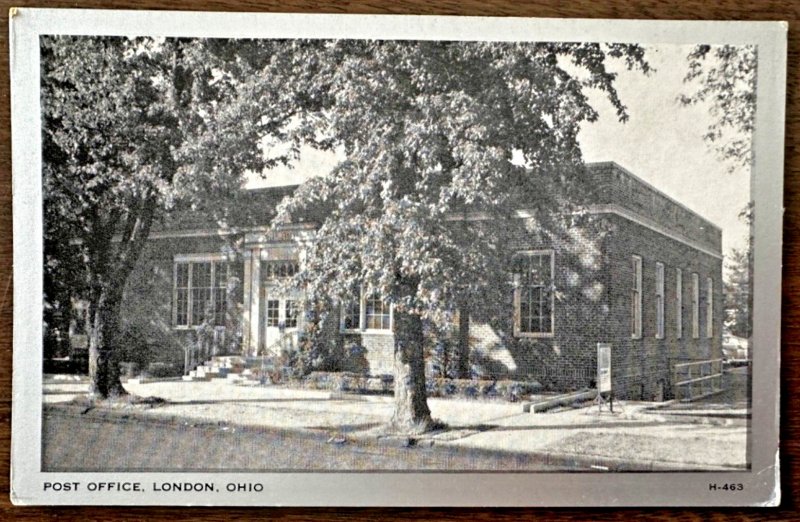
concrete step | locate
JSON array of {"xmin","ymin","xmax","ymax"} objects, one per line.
[
  {"xmin": 522, "ymin": 389, "xmax": 598, "ymax": 413},
  {"xmin": 210, "ymin": 355, "xmax": 248, "ymax": 367}
]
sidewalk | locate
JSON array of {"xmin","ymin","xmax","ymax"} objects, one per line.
[{"xmin": 44, "ymin": 378, "xmax": 749, "ymax": 471}]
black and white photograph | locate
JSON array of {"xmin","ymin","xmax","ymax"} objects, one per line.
[{"xmin": 9, "ymin": 9, "xmax": 785, "ymax": 506}]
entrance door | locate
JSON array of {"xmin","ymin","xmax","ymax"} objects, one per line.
[{"xmin": 262, "ymin": 287, "xmax": 301, "ymax": 356}]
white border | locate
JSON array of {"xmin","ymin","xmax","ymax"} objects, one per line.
[{"xmin": 10, "ymin": 9, "xmax": 786, "ymax": 506}]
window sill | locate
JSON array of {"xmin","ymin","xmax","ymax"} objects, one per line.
[
  {"xmin": 340, "ymin": 329, "xmax": 394, "ymax": 336},
  {"xmin": 515, "ymin": 332, "xmax": 554, "ymax": 339},
  {"xmin": 173, "ymin": 325, "xmax": 226, "ymax": 330},
  {"xmin": 362, "ymin": 329, "xmax": 394, "ymax": 336}
]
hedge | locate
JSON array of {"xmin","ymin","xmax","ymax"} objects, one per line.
[{"xmin": 297, "ymin": 372, "xmax": 541, "ymax": 402}]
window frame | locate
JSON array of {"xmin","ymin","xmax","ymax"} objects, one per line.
[
  {"xmin": 364, "ymin": 293, "xmax": 392, "ymax": 331},
  {"xmin": 173, "ymin": 254, "xmax": 230, "ymax": 330},
  {"xmin": 265, "ymin": 299, "xmax": 281, "ymax": 328},
  {"xmin": 706, "ymin": 276, "xmax": 714, "ymax": 339},
  {"xmin": 285, "ymin": 299, "xmax": 299, "ymax": 329},
  {"xmin": 340, "ymin": 295, "xmax": 363, "ymax": 333},
  {"xmin": 513, "ymin": 249, "xmax": 555, "ymax": 339},
  {"xmin": 692, "ymin": 272, "xmax": 700, "ymax": 339},
  {"xmin": 631, "ymin": 255, "xmax": 643, "ymax": 339},
  {"xmin": 339, "ymin": 287, "xmax": 394, "ymax": 334},
  {"xmin": 676, "ymin": 268, "xmax": 683, "ymax": 339},
  {"xmin": 655, "ymin": 262, "xmax": 665, "ymax": 339}
]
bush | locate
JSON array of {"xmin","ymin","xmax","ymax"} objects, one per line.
[
  {"xmin": 292, "ymin": 372, "xmax": 540, "ymax": 402},
  {"xmin": 301, "ymin": 371, "xmax": 390, "ymax": 394},
  {"xmin": 117, "ymin": 321, "xmax": 184, "ymax": 376},
  {"xmin": 146, "ymin": 362, "xmax": 180, "ymax": 378},
  {"xmin": 426, "ymin": 378, "xmax": 542, "ymax": 402}
]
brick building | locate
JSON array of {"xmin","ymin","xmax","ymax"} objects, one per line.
[{"xmin": 118, "ymin": 161, "xmax": 722, "ymax": 400}]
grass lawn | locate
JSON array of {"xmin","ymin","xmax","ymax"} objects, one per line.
[
  {"xmin": 548, "ymin": 431, "xmax": 747, "ymax": 469},
  {"xmin": 42, "ymin": 408, "xmax": 561, "ymax": 472}
]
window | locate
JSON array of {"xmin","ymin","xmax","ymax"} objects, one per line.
[
  {"xmin": 655, "ymin": 262, "xmax": 664, "ymax": 339},
  {"xmin": 514, "ymin": 251, "xmax": 554, "ymax": 337},
  {"xmin": 266, "ymin": 299, "xmax": 280, "ymax": 327},
  {"xmin": 692, "ymin": 273, "xmax": 700, "ymax": 339},
  {"xmin": 285, "ymin": 299, "xmax": 299, "ymax": 328},
  {"xmin": 175, "ymin": 263, "xmax": 190, "ymax": 327},
  {"xmin": 173, "ymin": 259, "xmax": 229, "ymax": 328},
  {"xmin": 706, "ymin": 277, "xmax": 714, "ymax": 338},
  {"xmin": 190, "ymin": 262, "xmax": 212, "ymax": 326},
  {"xmin": 264, "ymin": 261, "xmax": 299, "ymax": 278},
  {"xmin": 340, "ymin": 288, "xmax": 393, "ymax": 332},
  {"xmin": 366, "ymin": 294, "xmax": 391, "ymax": 330},
  {"xmin": 341, "ymin": 299, "xmax": 361, "ymax": 331},
  {"xmin": 631, "ymin": 255, "xmax": 642, "ymax": 339},
  {"xmin": 676, "ymin": 268, "xmax": 683, "ymax": 339},
  {"xmin": 213, "ymin": 263, "xmax": 227, "ymax": 326}
]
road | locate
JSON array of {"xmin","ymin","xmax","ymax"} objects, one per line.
[{"xmin": 42, "ymin": 409, "xmax": 559, "ymax": 472}]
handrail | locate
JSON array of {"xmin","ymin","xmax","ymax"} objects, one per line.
[
  {"xmin": 183, "ymin": 326, "xmax": 226, "ymax": 375},
  {"xmin": 674, "ymin": 358, "xmax": 723, "ymax": 369},
  {"xmin": 671, "ymin": 357, "xmax": 723, "ymax": 401}
]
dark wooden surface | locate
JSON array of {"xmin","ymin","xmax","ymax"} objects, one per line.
[{"xmin": 0, "ymin": 1, "xmax": 797, "ymax": 519}]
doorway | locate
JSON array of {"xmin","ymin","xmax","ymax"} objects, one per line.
[{"xmin": 261, "ymin": 287, "xmax": 301, "ymax": 356}]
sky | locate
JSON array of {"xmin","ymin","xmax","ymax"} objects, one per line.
[{"xmin": 247, "ymin": 43, "xmax": 752, "ymax": 257}]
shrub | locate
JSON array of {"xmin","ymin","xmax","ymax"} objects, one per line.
[
  {"xmin": 146, "ymin": 362, "xmax": 180, "ymax": 378},
  {"xmin": 426, "ymin": 378, "xmax": 542, "ymax": 402},
  {"xmin": 295, "ymin": 372, "xmax": 540, "ymax": 402}
]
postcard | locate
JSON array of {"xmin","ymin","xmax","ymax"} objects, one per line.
[{"xmin": 9, "ymin": 8, "xmax": 785, "ymax": 506}]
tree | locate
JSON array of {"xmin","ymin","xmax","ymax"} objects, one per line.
[
  {"xmin": 724, "ymin": 204, "xmax": 754, "ymax": 341},
  {"xmin": 679, "ymin": 45, "xmax": 757, "ymax": 173},
  {"xmin": 680, "ymin": 45, "xmax": 756, "ymax": 343},
  {"xmin": 724, "ymin": 248, "xmax": 752, "ymax": 340},
  {"xmin": 273, "ymin": 40, "xmax": 650, "ymax": 433},
  {"xmin": 41, "ymin": 37, "xmax": 299, "ymax": 397}
]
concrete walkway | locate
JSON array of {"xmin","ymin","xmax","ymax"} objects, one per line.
[{"xmin": 44, "ymin": 378, "xmax": 750, "ymax": 471}]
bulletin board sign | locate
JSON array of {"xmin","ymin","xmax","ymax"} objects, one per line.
[{"xmin": 597, "ymin": 343, "xmax": 612, "ymax": 394}]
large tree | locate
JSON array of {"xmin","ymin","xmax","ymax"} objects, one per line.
[
  {"xmin": 273, "ymin": 40, "xmax": 650, "ymax": 433},
  {"xmin": 41, "ymin": 37, "xmax": 301, "ymax": 397}
]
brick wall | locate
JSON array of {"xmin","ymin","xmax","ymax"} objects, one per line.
[
  {"xmin": 119, "ymin": 162, "xmax": 723, "ymax": 398},
  {"xmin": 588, "ymin": 162, "xmax": 722, "ymax": 253},
  {"xmin": 121, "ymin": 235, "xmax": 244, "ymax": 371},
  {"xmin": 603, "ymin": 213, "xmax": 723, "ymax": 400},
  {"xmin": 453, "ymin": 164, "xmax": 723, "ymax": 399},
  {"xmin": 464, "ymin": 215, "xmax": 611, "ymax": 391}
]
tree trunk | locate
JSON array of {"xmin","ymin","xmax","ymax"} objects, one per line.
[
  {"xmin": 456, "ymin": 299, "xmax": 471, "ymax": 379},
  {"xmin": 390, "ymin": 280, "xmax": 434, "ymax": 434},
  {"xmin": 88, "ymin": 288, "xmax": 127, "ymax": 398}
]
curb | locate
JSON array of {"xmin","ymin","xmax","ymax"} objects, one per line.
[{"xmin": 43, "ymin": 403, "xmax": 746, "ymax": 472}]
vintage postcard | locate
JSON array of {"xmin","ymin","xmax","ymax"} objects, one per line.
[{"xmin": 10, "ymin": 9, "xmax": 785, "ymax": 506}]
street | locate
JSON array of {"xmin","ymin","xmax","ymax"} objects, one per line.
[{"xmin": 42, "ymin": 408, "xmax": 560, "ymax": 472}]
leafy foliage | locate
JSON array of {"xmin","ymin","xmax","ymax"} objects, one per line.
[
  {"xmin": 724, "ymin": 204, "xmax": 753, "ymax": 340},
  {"xmin": 41, "ymin": 36, "xmax": 296, "ymax": 394},
  {"xmin": 273, "ymin": 40, "xmax": 650, "ymax": 325},
  {"xmin": 261, "ymin": 40, "xmax": 650, "ymax": 431},
  {"xmin": 679, "ymin": 45, "xmax": 757, "ymax": 173}
]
